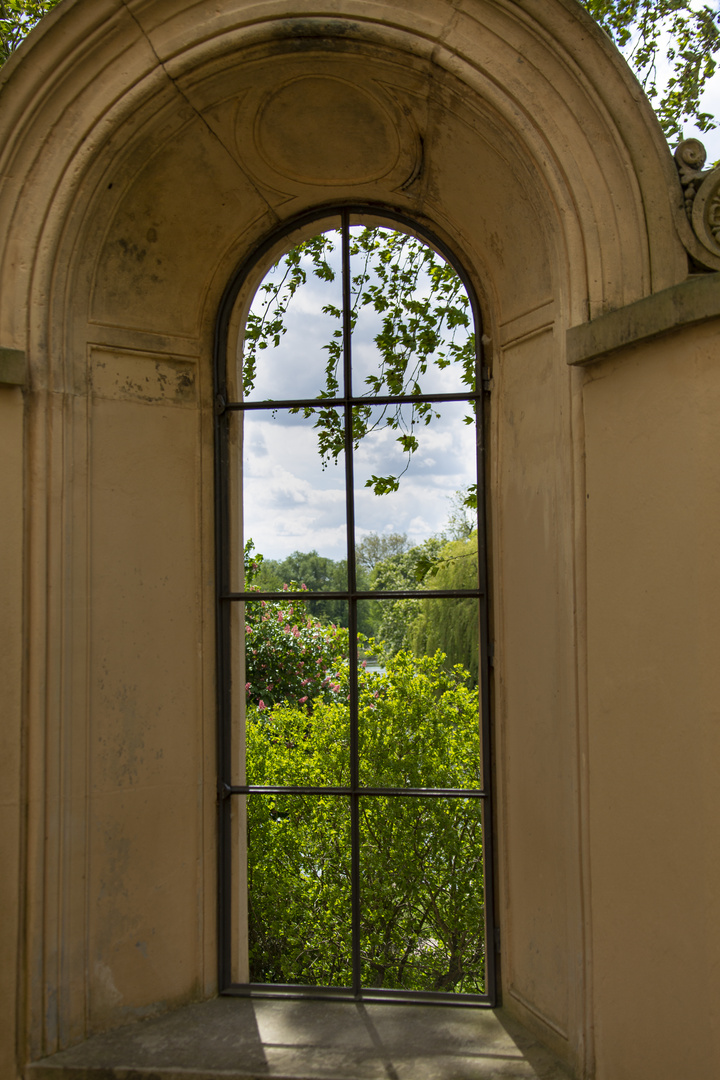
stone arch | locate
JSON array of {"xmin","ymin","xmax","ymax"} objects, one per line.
[{"xmin": 1, "ymin": 3, "xmax": 714, "ymax": 1078}]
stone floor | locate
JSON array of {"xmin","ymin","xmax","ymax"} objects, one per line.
[{"xmin": 26, "ymin": 996, "xmax": 574, "ymax": 1080}]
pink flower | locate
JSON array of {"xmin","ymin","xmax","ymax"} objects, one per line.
[
  {"xmin": 245, "ymin": 682, "xmax": 251, "ymax": 690},
  {"xmin": 299, "ymin": 696, "xmax": 308, "ymax": 704},
  {"xmin": 258, "ymin": 700, "xmax": 266, "ymax": 710}
]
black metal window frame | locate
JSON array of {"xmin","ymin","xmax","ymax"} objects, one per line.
[{"xmin": 213, "ymin": 204, "xmax": 496, "ymax": 1006}]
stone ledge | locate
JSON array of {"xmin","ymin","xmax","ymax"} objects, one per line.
[
  {"xmin": 566, "ymin": 273, "xmax": 720, "ymax": 366},
  {"xmin": 0, "ymin": 346, "xmax": 26, "ymax": 386},
  {"xmin": 24, "ymin": 997, "xmax": 574, "ymax": 1080}
]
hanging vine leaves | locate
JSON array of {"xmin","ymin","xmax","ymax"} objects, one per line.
[{"xmin": 243, "ymin": 226, "xmax": 478, "ymax": 506}]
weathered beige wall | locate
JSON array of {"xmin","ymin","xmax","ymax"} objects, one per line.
[
  {"xmin": 493, "ymin": 324, "xmax": 584, "ymax": 1057},
  {"xmin": 583, "ymin": 318, "xmax": 720, "ymax": 1079},
  {"xmin": 87, "ymin": 358, "xmax": 208, "ymax": 1029},
  {"xmin": 0, "ymin": 385, "xmax": 24, "ymax": 1080}
]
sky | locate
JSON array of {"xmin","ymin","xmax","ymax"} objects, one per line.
[
  {"xmin": 683, "ymin": 65, "xmax": 720, "ymax": 160},
  {"xmin": 238, "ymin": 231, "xmax": 477, "ymax": 564}
]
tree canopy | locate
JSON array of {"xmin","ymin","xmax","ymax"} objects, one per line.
[
  {"xmin": 246, "ymin": 646, "xmax": 486, "ymax": 991},
  {"xmin": 2, "ymin": 0, "xmax": 718, "ymax": 141}
]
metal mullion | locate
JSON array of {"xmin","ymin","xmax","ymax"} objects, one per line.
[
  {"xmin": 222, "ymin": 588, "xmax": 486, "ymax": 601},
  {"xmin": 224, "ymin": 389, "xmax": 482, "ymax": 411},
  {"xmin": 341, "ymin": 210, "xmax": 362, "ymax": 1001},
  {"xmin": 231, "ymin": 786, "xmax": 487, "ymax": 798}
]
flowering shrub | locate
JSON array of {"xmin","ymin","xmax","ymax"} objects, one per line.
[
  {"xmin": 243, "ymin": 540, "xmax": 347, "ymax": 711},
  {"xmin": 244, "ymin": 589, "xmax": 347, "ymax": 711}
]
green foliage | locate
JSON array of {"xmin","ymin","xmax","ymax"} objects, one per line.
[
  {"xmin": 0, "ymin": 0, "xmax": 60, "ymax": 64},
  {"xmin": 255, "ymin": 548, "xmax": 373, "ymax": 632},
  {"xmin": 246, "ymin": 648, "xmax": 485, "ymax": 992},
  {"xmin": 243, "ymin": 540, "xmax": 348, "ymax": 710},
  {"xmin": 368, "ymin": 538, "xmax": 445, "ymax": 660},
  {"xmin": 445, "ymin": 488, "xmax": 477, "ymax": 541},
  {"xmin": 243, "ymin": 234, "xmax": 337, "ymax": 397},
  {"xmin": 582, "ymin": 1, "xmax": 720, "ymax": 140},
  {"xmin": 244, "ymin": 590, "xmax": 347, "ymax": 711},
  {"xmin": 410, "ymin": 535, "xmax": 480, "ymax": 684},
  {"xmin": 356, "ymin": 531, "xmax": 409, "ymax": 573},
  {"xmin": 344, "ymin": 228, "xmax": 476, "ymax": 500}
]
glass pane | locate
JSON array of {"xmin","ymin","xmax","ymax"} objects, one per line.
[
  {"xmin": 247, "ymin": 794, "xmax": 352, "ymax": 986},
  {"xmin": 359, "ymin": 797, "xmax": 486, "ymax": 993},
  {"xmin": 240, "ymin": 229, "xmax": 344, "ymax": 403},
  {"xmin": 349, "ymin": 225, "xmax": 476, "ymax": 398},
  {"xmin": 229, "ymin": 407, "xmax": 348, "ymax": 592},
  {"xmin": 245, "ymin": 601, "xmax": 350, "ymax": 786},
  {"xmin": 356, "ymin": 602, "xmax": 482, "ymax": 790},
  {"xmin": 352, "ymin": 400, "xmax": 477, "ymax": 548}
]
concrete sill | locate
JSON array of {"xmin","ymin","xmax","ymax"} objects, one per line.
[{"xmin": 25, "ymin": 997, "xmax": 573, "ymax": 1080}]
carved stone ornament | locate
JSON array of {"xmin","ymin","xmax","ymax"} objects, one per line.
[{"xmin": 675, "ymin": 138, "xmax": 720, "ymax": 259}]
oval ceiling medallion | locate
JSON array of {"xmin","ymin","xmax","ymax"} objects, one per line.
[{"xmin": 254, "ymin": 75, "xmax": 400, "ymax": 186}]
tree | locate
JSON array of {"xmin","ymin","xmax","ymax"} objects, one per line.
[
  {"xmin": 242, "ymin": 540, "xmax": 348, "ymax": 710},
  {"xmin": 246, "ymin": 647, "xmax": 485, "ymax": 992},
  {"xmin": 356, "ymin": 531, "xmax": 409, "ymax": 573},
  {"xmin": 254, "ymin": 549, "xmax": 374, "ymax": 632},
  {"xmin": 3, "ymin": 1, "xmax": 716, "ymax": 140},
  {"xmin": 584, "ymin": 0, "xmax": 720, "ymax": 141},
  {"xmin": 410, "ymin": 534, "xmax": 480, "ymax": 683},
  {"xmin": 368, "ymin": 537, "xmax": 446, "ymax": 659}
]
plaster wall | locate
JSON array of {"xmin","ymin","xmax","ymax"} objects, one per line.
[{"xmin": 583, "ymin": 318, "xmax": 720, "ymax": 1079}]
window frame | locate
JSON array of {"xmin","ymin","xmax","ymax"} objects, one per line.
[{"xmin": 213, "ymin": 205, "xmax": 496, "ymax": 1005}]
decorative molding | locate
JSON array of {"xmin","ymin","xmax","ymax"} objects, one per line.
[
  {"xmin": 234, "ymin": 55, "xmax": 423, "ymax": 199},
  {"xmin": 675, "ymin": 139, "xmax": 720, "ymax": 263},
  {"xmin": 567, "ymin": 272, "xmax": 720, "ymax": 366},
  {"xmin": 0, "ymin": 347, "xmax": 26, "ymax": 386}
]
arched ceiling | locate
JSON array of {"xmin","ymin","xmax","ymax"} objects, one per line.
[{"xmin": 0, "ymin": 0, "xmax": 708, "ymax": 370}]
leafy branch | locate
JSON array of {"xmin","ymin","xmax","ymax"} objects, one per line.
[
  {"xmin": 0, "ymin": 0, "xmax": 61, "ymax": 64},
  {"xmin": 243, "ymin": 226, "xmax": 477, "ymax": 501},
  {"xmin": 582, "ymin": 0, "xmax": 720, "ymax": 140}
]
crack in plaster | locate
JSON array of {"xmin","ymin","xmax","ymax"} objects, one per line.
[{"xmin": 118, "ymin": 0, "xmax": 279, "ymax": 224}]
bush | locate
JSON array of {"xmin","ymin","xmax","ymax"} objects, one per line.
[
  {"xmin": 244, "ymin": 589, "xmax": 347, "ymax": 712},
  {"xmin": 246, "ymin": 647, "xmax": 485, "ymax": 993}
]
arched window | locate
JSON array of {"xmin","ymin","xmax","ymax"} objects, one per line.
[{"xmin": 214, "ymin": 208, "xmax": 495, "ymax": 1004}]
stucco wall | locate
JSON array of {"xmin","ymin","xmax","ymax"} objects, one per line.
[{"xmin": 583, "ymin": 318, "xmax": 720, "ymax": 1079}]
